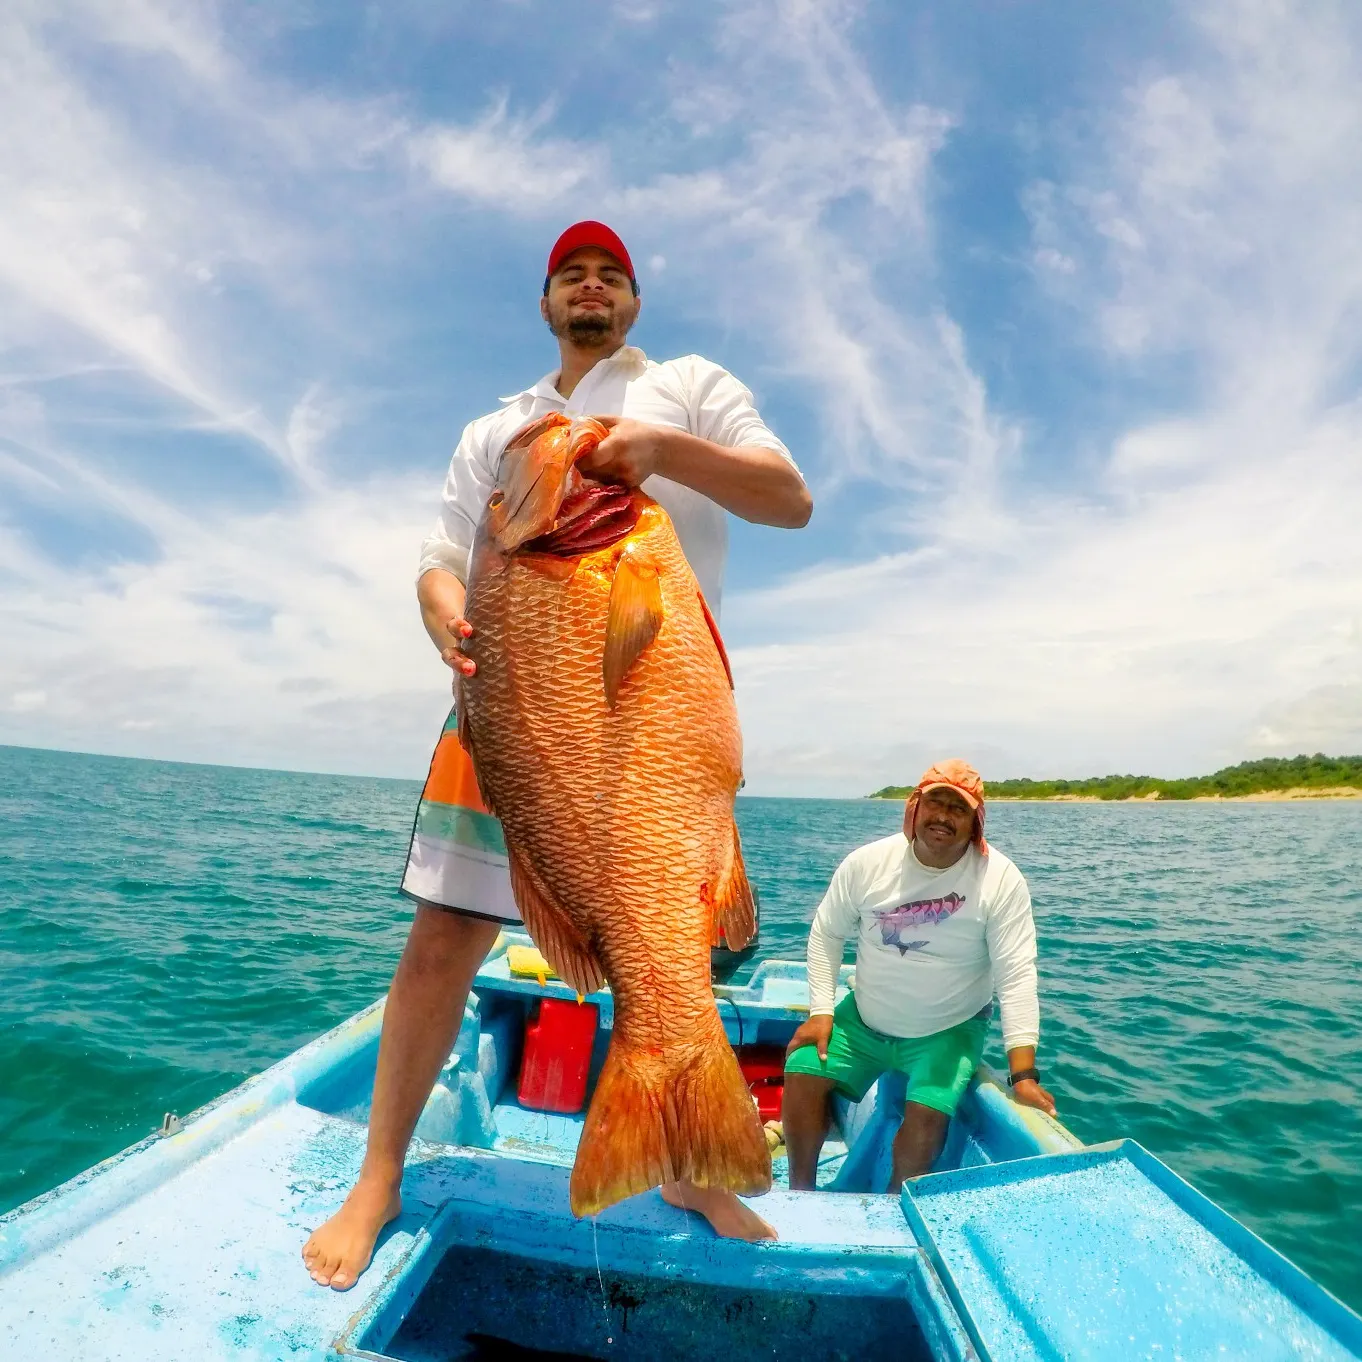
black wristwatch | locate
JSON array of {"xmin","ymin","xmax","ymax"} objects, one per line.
[{"xmin": 1008, "ymin": 1067, "xmax": 1041, "ymax": 1087}]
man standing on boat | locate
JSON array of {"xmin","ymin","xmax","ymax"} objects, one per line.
[
  {"xmin": 302, "ymin": 222, "xmax": 810, "ymax": 1289},
  {"xmin": 783, "ymin": 760, "xmax": 1056, "ymax": 1190}
]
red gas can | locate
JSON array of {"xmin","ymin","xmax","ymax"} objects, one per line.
[
  {"xmin": 517, "ymin": 997, "xmax": 599, "ymax": 1114},
  {"xmin": 737, "ymin": 1045, "xmax": 786, "ymax": 1121}
]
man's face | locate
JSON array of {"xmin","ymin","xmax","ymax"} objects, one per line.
[
  {"xmin": 540, "ymin": 246, "xmax": 640, "ymax": 349},
  {"xmin": 909, "ymin": 786, "xmax": 976, "ymax": 864}
]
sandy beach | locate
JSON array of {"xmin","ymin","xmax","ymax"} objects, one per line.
[
  {"xmin": 986, "ymin": 786, "xmax": 1362, "ymax": 803},
  {"xmin": 870, "ymin": 786, "xmax": 1362, "ymax": 803}
]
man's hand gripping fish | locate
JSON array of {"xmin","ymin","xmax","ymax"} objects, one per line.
[{"xmin": 457, "ymin": 412, "xmax": 771, "ymax": 1217}]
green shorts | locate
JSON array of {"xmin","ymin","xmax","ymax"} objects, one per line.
[{"xmin": 784, "ymin": 993, "xmax": 986, "ymax": 1116}]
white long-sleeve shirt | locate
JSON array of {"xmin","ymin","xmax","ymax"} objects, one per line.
[
  {"xmin": 417, "ymin": 345, "xmax": 798, "ymax": 613},
  {"xmin": 807, "ymin": 833, "xmax": 1040, "ymax": 1051}
]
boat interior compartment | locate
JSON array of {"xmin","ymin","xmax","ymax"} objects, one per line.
[
  {"xmin": 296, "ymin": 931, "xmax": 1066, "ymax": 1191},
  {"xmin": 335, "ymin": 1192, "xmax": 969, "ymax": 1362},
  {"xmin": 902, "ymin": 1141, "xmax": 1362, "ymax": 1362}
]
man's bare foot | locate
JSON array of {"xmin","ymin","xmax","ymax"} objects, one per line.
[
  {"xmin": 659, "ymin": 1180, "xmax": 778, "ymax": 1242},
  {"xmin": 301, "ymin": 1174, "xmax": 403, "ymax": 1290}
]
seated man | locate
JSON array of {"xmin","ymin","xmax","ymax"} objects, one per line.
[{"xmin": 783, "ymin": 760, "xmax": 1057, "ymax": 1191}]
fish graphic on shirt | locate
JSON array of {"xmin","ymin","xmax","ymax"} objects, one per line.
[{"xmin": 873, "ymin": 892, "xmax": 966, "ymax": 955}]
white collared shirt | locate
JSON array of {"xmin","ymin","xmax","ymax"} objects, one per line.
[{"xmin": 417, "ymin": 346, "xmax": 798, "ymax": 611}]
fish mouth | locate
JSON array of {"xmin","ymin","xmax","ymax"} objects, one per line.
[
  {"xmin": 489, "ymin": 416, "xmax": 629, "ymax": 555},
  {"xmin": 524, "ymin": 480, "xmax": 641, "ymax": 557}
]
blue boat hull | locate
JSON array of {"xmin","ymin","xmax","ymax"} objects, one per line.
[{"xmin": 1, "ymin": 932, "xmax": 1357, "ymax": 1361}]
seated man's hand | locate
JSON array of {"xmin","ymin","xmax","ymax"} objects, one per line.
[
  {"xmin": 576, "ymin": 416, "xmax": 664, "ymax": 487},
  {"xmin": 786, "ymin": 1014, "xmax": 834, "ymax": 1061},
  {"xmin": 1010, "ymin": 1077, "xmax": 1057, "ymax": 1119},
  {"xmin": 439, "ymin": 617, "xmax": 476, "ymax": 683}
]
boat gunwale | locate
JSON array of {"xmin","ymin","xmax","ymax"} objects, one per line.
[{"xmin": 0, "ymin": 996, "xmax": 388, "ymax": 1279}]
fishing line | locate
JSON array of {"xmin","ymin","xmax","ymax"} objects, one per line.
[{"xmin": 590, "ymin": 1214, "xmax": 613, "ymax": 1347}]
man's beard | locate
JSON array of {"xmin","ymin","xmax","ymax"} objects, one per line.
[
  {"xmin": 564, "ymin": 313, "xmax": 613, "ymax": 345},
  {"xmin": 546, "ymin": 302, "xmax": 632, "ymax": 349}
]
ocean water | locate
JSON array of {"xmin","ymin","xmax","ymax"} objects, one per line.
[{"xmin": 2, "ymin": 744, "xmax": 1359, "ymax": 1312}]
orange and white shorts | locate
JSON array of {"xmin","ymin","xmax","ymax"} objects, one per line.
[{"xmin": 400, "ymin": 708, "xmax": 522, "ymax": 924}]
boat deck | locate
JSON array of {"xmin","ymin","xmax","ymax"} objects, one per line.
[{"xmin": 2, "ymin": 933, "xmax": 1358, "ymax": 1361}]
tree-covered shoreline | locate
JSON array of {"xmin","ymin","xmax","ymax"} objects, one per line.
[{"xmin": 868, "ymin": 754, "xmax": 1362, "ymax": 801}]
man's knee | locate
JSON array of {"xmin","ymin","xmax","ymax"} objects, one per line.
[
  {"xmin": 898, "ymin": 1101, "xmax": 950, "ymax": 1145},
  {"xmin": 783, "ymin": 1071, "xmax": 836, "ymax": 1108},
  {"xmin": 402, "ymin": 906, "xmax": 500, "ymax": 974}
]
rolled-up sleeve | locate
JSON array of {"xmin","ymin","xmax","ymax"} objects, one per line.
[
  {"xmin": 417, "ymin": 420, "xmax": 495, "ymax": 585},
  {"xmin": 985, "ymin": 868, "xmax": 1040, "ymax": 1052},
  {"xmin": 682, "ymin": 356, "xmax": 799, "ymax": 470}
]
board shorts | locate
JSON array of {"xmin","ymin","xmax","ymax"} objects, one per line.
[
  {"xmin": 398, "ymin": 707, "xmax": 760, "ymax": 966},
  {"xmin": 784, "ymin": 992, "xmax": 987, "ymax": 1116},
  {"xmin": 399, "ymin": 707, "xmax": 523, "ymax": 925}
]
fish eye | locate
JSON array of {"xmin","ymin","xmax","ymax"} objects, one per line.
[{"xmin": 489, "ymin": 491, "xmax": 505, "ymax": 507}]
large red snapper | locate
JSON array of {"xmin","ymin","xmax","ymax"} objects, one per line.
[{"xmin": 457, "ymin": 412, "xmax": 770, "ymax": 1216}]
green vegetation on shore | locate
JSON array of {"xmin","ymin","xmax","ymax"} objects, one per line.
[{"xmin": 868, "ymin": 754, "xmax": 1362, "ymax": 801}]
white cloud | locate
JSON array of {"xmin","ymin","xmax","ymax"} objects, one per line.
[
  {"xmin": 3, "ymin": 0, "xmax": 1361, "ymax": 800},
  {"xmin": 0, "ymin": 2, "xmax": 303, "ymax": 467},
  {"xmin": 0, "ymin": 458, "xmax": 453, "ymax": 775},
  {"xmin": 0, "ymin": 1, "xmax": 548, "ymax": 775},
  {"xmin": 3, "ymin": 0, "xmax": 990, "ymax": 784},
  {"xmin": 1250, "ymin": 682, "xmax": 1362, "ymax": 757},
  {"xmin": 602, "ymin": 1, "xmax": 976, "ymax": 499},
  {"xmin": 727, "ymin": 0, "xmax": 1362, "ymax": 793},
  {"xmin": 406, "ymin": 98, "xmax": 608, "ymax": 212}
]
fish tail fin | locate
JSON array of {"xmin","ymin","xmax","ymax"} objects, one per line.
[{"xmin": 569, "ymin": 1024, "xmax": 771, "ymax": 1217}]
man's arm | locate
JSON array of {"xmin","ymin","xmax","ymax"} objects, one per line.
[
  {"xmin": 581, "ymin": 419, "xmax": 811, "ymax": 528},
  {"xmin": 985, "ymin": 872, "xmax": 1057, "ymax": 1117},
  {"xmin": 416, "ymin": 418, "xmax": 499, "ymax": 679},
  {"xmin": 787, "ymin": 860, "xmax": 860, "ymax": 1059},
  {"xmin": 418, "ymin": 416, "xmax": 499, "ymax": 583},
  {"xmin": 417, "ymin": 569, "xmax": 475, "ymax": 679}
]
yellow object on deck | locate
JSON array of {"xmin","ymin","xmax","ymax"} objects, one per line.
[{"xmin": 507, "ymin": 944, "xmax": 557, "ymax": 987}]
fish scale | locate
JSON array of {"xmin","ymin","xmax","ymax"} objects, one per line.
[{"xmin": 460, "ymin": 415, "xmax": 770, "ymax": 1216}]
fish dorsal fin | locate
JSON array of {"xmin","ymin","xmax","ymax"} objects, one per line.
[
  {"xmin": 709, "ymin": 821, "xmax": 756, "ymax": 951},
  {"xmin": 602, "ymin": 544, "xmax": 664, "ymax": 710},
  {"xmin": 506, "ymin": 846, "xmax": 606, "ymax": 997},
  {"xmin": 697, "ymin": 590, "xmax": 733, "ymax": 690}
]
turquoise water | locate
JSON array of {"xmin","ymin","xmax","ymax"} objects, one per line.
[{"xmin": 2, "ymin": 744, "xmax": 1359, "ymax": 1312}]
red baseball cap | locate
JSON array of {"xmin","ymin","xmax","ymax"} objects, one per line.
[{"xmin": 545, "ymin": 221, "xmax": 636, "ymax": 284}]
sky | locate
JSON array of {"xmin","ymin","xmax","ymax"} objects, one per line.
[{"xmin": 2, "ymin": 0, "xmax": 1361, "ymax": 797}]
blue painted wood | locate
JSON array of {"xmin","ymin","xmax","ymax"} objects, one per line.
[
  {"xmin": 0, "ymin": 930, "xmax": 1353, "ymax": 1361},
  {"xmin": 902, "ymin": 1140, "xmax": 1362, "ymax": 1362}
]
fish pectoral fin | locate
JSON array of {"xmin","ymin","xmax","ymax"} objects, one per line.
[
  {"xmin": 506, "ymin": 847, "xmax": 605, "ymax": 997},
  {"xmin": 453, "ymin": 698, "xmax": 495, "ymax": 816},
  {"xmin": 711, "ymin": 822, "xmax": 757, "ymax": 952},
  {"xmin": 697, "ymin": 589, "xmax": 734, "ymax": 690},
  {"xmin": 602, "ymin": 545, "xmax": 664, "ymax": 709},
  {"xmin": 455, "ymin": 689, "xmax": 473, "ymax": 754}
]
